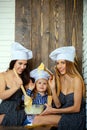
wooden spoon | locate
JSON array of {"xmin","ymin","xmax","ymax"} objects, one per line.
[
  {"xmin": 13, "ymin": 68, "xmax": 32, "ymax": 109},
  {"xmin": 47, "ymin": 95, "xmax": 52, "ymax": 106}
]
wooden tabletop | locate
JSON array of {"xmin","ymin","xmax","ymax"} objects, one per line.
[{"xmin": 0, "ymin": 125, "xmax": 57, "ymax": 130}]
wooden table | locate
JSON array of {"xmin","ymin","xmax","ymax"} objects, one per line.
[{"xmin": 0, "ymin": 125, "xmax": 57, "ymax": 130}]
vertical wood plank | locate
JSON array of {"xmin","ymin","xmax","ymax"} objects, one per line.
[
  {"xmin": 41, "ymin": 0, "xmax": 50, "ymax": 67},
  {"xmin": 15, "ymin": 0, "xmax": 32, "ymax": 48},
  {"xmin": 65, "ymin": 0, "xmax": 83, "ymax": 74},
  {"xmin": 31, "ymin": 0, "xmax": 41, "ymax": 68},
  {"xmin": 49, "ymin": 0, "xmax": 65, "ymax": 71}
]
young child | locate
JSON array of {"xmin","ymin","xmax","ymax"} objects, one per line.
[{"xmin": 22, "ymin": 68, "xmax": 51, "ymax": 126}]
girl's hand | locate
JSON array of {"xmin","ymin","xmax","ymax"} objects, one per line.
[{"xmin": 26, "ymin": 79, "xmax": 35, "ymax": 90}]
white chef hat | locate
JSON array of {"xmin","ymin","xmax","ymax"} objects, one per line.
[
  {"xmin": 49, "ymin": 46, "xmax": 75, "ymax": 62},
  {"xmin": 11, "ymin": 42, "xmax": 33, "ymax": 60},
  {"xmin": 30, "ymin": 68, "xmax": 50, "ymax": 82}
]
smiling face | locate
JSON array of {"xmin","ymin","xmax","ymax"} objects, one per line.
[
  {"xmin": 56, "ymin": 59, "xmax": 66, "ymax": 75},
  {"xmin": 14, "ymin": 60, "xmax": 28, "ymax": 74},
  {"xmin": 35, "ymin": 78, "xmax": 48, "ymax": 95}
]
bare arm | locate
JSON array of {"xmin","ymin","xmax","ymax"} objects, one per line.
[
  {"xmin": 48, "ymin": 75, "xmax": 61, "ymax": 108},
  {"xmin": 41, "ymin": 76, "xmax": 83, "ymax": 115}
]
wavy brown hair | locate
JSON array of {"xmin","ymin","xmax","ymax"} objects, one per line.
[{"xmin": 55, "ymin": 60, "xmax": 85, "ymax": 97}]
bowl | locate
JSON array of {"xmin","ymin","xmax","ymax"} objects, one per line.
[{"xmin": 25, "ymin": 104, "xmax": 44, "ymax": 115}]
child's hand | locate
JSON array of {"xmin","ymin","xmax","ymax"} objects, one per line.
[{"xmin": 27, "ymin": 79, "xmax": 35, "ymax": 90}]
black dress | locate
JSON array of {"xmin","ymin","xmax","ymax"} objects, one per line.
[
  {"xmin": 0, "ymin": 87, "xmax": 26, "ymax": 126},
  {"xmin": 57, "ymin": 92, "xmax": 86, "ymax": 130}
]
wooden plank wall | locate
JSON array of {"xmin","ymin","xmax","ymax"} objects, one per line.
[
  {"xmin": 15, "ymin": 0, "xmax": 83, "ymax": 74},
  {"xmin": 65, "ymin": 0, "xmax": 83, "ymax": 74}
]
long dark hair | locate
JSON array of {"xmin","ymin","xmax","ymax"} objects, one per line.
[{"xmin": 8, "ymin": 60, "xmax": 30, "ymax": 86}]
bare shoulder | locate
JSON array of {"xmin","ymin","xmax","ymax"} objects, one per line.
[
  {"xmin": 0, "ymin": 72, "xmax": 7, "ymax": 81},
  {"xmin": 74, "ymin": 76, "xmax": 81, "ymax": 81},
  {"xmin": 0, "ymin": 72, "xmax": 5, "ymax": 78},
  {"xmin": 73, "ymin": 76, "xmax": 83, "ymax": 88}
]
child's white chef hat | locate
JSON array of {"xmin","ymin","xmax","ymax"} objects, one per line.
[{"xmin": 30, "ymin": 68, "xmax": 50, "ymax": 82}]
